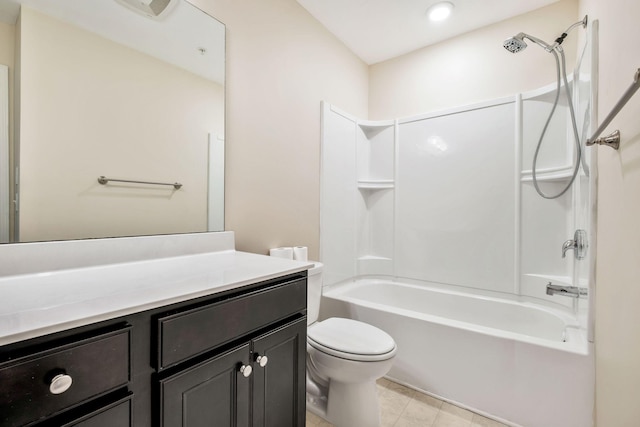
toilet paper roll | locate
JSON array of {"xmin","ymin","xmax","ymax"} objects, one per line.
[
  {"xmin": 293, "ymin": 246, "xmax": 308, "ymax": 262},
  {"xmin": 269, "ymin": 247, "xmax": 294, "ymax": 259}
]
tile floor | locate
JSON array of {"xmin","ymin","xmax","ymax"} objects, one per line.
[{"xmin": 306, "ymin": 378, "xmax": 509, "ymax": 427}]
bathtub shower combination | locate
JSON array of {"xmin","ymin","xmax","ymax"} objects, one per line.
[{"xmin": 319, "ymin": 22, "xmax": 597, "ymax": 427}]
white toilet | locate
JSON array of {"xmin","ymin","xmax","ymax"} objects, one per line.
[{"xmin": 306, "ymin": 263, "xmax": 397, "ymax": 427}]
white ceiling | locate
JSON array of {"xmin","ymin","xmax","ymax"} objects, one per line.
[
  {"xmin": 296, "ymin": 0, "xmax": 560, "ymax": 64},
  {"xmin": 0, "ymin": 0, "xmax": 225, "ymax": 84}
]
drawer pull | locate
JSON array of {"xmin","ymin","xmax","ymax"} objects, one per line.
[
  {"xmin": 239, "ymin": 364, "xmax": 252, "ymax": 378},
  {"xmin": 255, "ymin": 355, "xmax": 268, "ymax": 368},
  {"xmin": 49, "ymin": 373, "xmax": 73, "ymax": 395}
]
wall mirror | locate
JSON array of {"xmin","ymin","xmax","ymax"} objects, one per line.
[{"xmin": 0, "ymin": 0, "xmax": 225, "ymax": 243}]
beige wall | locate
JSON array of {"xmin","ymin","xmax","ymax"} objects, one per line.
[
  {"xmin": 181, "ymin": 0, "xmax": 580, "ymax": 262},
  {"xmin": 10, "ymin": 0, "xmax": 640, "ymax": 423},
  {"xmin": 192, "ymin": 0, "xmax": 369, "ymax": 260},
  {"xmin": 0, "ymin": 22, "xmax": 14, "ymax": 121},
  {"xmin": 18, "ymin": 7, "xmax": 224, "ymax": 242},
  {"xmin": 168, "ymin": 2, "xmax": 640, "ymax": 422},
  {"xmin": 577, "ymin": 0, "xmax": 640, "ymax": 425},
  {"xmin": 0, "ymin": 22, "xmax": 13, "ymax": 66},
  {"xmin": 369, "ymin": 0, "xmax": 579, "ymax": 120},
  {"xmin": 371, "ymin": 0, "xmax": 640, "ymax": 424},
  {"xmin": 0, "ymin": 21, "xmax": 15, "ymax": 241}
]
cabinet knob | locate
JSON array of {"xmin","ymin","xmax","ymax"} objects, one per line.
[
  {"xmin": 255, "ymin": 355, "xmax": 268, "ymax": 368},
  {"xmin": 239, "ymin": 364, "xmax": 252, "ymax": 378},
  {"xmin": 49, "ymin": 373, "xmax": 73, "ymax": 395}
]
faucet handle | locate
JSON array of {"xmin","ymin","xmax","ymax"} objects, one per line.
[
  {"xmin": 562, "ymin": 229, "xmax": 587, "ymax": 260},
  {"xmin": 562, "ymin": 239, "xmax": 576, "ymax": 258}
]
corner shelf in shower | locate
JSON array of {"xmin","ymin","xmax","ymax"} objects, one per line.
[
  {"xmin": 357, "ymin": 119, "xmax": 394, "ymax": 138},
  {"xmin": 357, "ymin": 179, "xmax": 395, "ymax": 190},
  {"xmin": 521, "ymin": 78, "xmax": 573, "ymax": 105},
  {"xmin": 358, "ymin": 255, "xmax": 392, "ymax": 261},
  {"xmin": 520, "ymin": 165, "xmax": 574, "ymax": 182},
  {"xmin": 357, "ymin": 255, "xmax": 393, "ymax": 276}
]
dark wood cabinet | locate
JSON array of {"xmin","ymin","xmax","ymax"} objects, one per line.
[
  {"xmin": 0, "ymin": 272, "xmax": 307, "ymax": 427},
  {"xmin": 156, "ymin": 278, "xmax": 306, "ymax": 371},
  {"xmin": 59, "ymin": 395, "xmax": 132, "ymax": 427},
  {"xmin": 160, "ymin": 344, "xmax": 251, "ymax": 427},
  {"xmin": 158, "ymin": 317, "xmax": 307, "ymax": 427},
  {"xmin": 252, "ymin": 318, "xmax": 306, "ymax": 427},
  {"xmin": 0, "ymin": 327, "xmax": 131, "ymax": 427}
]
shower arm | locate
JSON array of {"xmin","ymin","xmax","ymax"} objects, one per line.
[
  {"xmin": 586, "ymin": 68, "xmax": 640, "ymax": 150},
  {"xmin": 522, "ymin": 33, "xmax": 554, "ymax": 52},
  {"xmin": 550, "ymin": 16, "xmax": 588, "ymax": 50}
]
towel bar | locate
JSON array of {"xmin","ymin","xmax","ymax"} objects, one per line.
[
  {"xmin": 586, "ymin": 68, "xmax": 640, "ymax": 150},
  {"xmin": 98, "ymin": 176, "xmax": 182, "ymax": 190}
]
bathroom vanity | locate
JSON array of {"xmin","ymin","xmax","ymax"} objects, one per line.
[{"xmin": 0, "ymin": 232, "xmax": 309, "ymax": 426}]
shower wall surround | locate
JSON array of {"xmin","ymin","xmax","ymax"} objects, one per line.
[
  {"xmin": 396, "ymin": 102, "xmax": 516, "ymax": 295},
  {"xmin": 321, "ymin": 83, "xmax": 592, "ymax": 311}
]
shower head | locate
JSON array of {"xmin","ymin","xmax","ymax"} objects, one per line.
[
  {"xmin": 503, "ymin": 32, "xmax": 553, "ymax": 53},
  {"xmin": 503, "ymin": 16, "xmax": 588, "ymax": 54},
  {"xmin": 503, "ymin": 33, "xmax": 527, "ymax": 53}
]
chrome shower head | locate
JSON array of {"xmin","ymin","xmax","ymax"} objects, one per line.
[
  {"xmin": 503, "ymin": 33, "xmax": 527, "ymax": 53},
  {"xmin": 503, "ymin": 32, "xmax": 553, "ymax": 53},
  {"xmin": 504, "ymin": 16, "xmax": 587, "ymax": 54}
]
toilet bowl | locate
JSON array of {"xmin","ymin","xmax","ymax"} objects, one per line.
[{"xmin": 306, "ymin": 263, "xmax": 397, "ymax": 427}]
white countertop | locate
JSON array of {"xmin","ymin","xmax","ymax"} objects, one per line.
[{"xmin": 0, "ymin": 250, "xmax": 312, "ymax": 346}]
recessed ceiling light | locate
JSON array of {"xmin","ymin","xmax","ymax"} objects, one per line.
[{"xmin": 427, "ymin": 1, "xmax": 454, "ymax": 22}]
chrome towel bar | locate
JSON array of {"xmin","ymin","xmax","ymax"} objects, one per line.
[
  {"xmin": 98, "ymin": 176, "xmax": 183, "ymax": 190},
  {"xmin": 586, "ymin": 67, "xmax": 640, "ymax": 150}
]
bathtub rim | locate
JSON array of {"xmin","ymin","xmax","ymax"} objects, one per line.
[
  {"xmin": 321, "ymin": 276, "xmax": 590, "ymax": 356},
  {"xmin": 325, "ymin": 274, "xmax": 581, "ymax": 317}
]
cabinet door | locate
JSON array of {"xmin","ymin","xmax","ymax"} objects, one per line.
[
  {"xmin": 160, "ymin": 344, "xmax": 251, "ymax": 427},
  {"xmin": 251, "ymin": 318, "xmax": 306, "ymax": 427}
]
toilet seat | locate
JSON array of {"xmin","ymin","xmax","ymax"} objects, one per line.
[{"xmin": 308, "ymin": 318, "xmax": 396, "ymax": 362}]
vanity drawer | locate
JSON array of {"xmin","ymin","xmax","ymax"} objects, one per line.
[
  {"xmin": 0, "ymin": 327, "xmax": 131, "ymax": 427},
  {"xmin": 60, "ymin": 395, "xmax": 132, "ymax": 427},
  {"xmin": 157, "ymin": 277, "xmax": 306, "ymax": 369}
]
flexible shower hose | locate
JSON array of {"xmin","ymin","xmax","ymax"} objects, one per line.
[{"xmin": 531, "ymin": 47, "xmax": 586, "ymax": 199}]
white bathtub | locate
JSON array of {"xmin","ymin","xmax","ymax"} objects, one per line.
[{"xmin": 320, "ymin": 279, "xmax": 594, "ymax": 427}]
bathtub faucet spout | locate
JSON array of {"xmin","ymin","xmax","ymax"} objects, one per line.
[{"xmin": 546, "ymin": 282, "xmax": 588, "ymax": 298}]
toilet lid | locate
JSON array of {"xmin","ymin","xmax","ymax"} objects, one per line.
[{"xmin": 308, "ymin": 318, "xmax": 396, "ymax": 361}]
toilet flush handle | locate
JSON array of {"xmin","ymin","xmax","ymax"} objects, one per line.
[{"xmin": 255, "ymin": 354, "xmax": 269, "ymax": 368}]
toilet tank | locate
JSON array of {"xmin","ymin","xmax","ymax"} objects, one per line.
[{"xmin": 307, "ymin": 262, "xmax": 323, "ymax": 325}]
